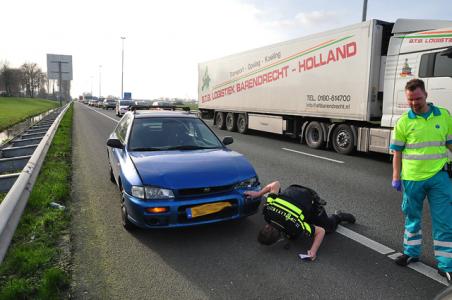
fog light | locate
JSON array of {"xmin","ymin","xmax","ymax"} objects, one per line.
[{"xmin": 146, "ymin": 207, "xmax": 168, "ymax": 213}]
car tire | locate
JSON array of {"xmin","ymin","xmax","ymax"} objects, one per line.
[
  {"xmin": 305, "ymin": 121, "xmax": 325, "ymax": 149},
  {"xmin": 332, "ymin": 124, "xmax": 355, "ymax": 155},
  {"xmin": 110, "ymin": 167, "xmax": 115, "ymax": 183},
  {"xmin": 225, "ymin": 113, "xmax": 237, "ymax": 131},
  {"xmin": 121, "ymin": 197, "xmax": 136, "ymax": 231}
]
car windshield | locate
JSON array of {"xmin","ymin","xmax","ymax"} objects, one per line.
[
  {"xmin": 120, "ymin": 100, "xmax": 133, "ymax": 106},
  {"xmin": 128, "ymin": 117, "xmax": 223, "ymax": 151}
]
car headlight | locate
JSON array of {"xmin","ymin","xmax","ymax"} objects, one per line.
[
  {"xmin": 131, "ymin": 186, "xmax": 175, "ymax": 200},
  {"xmin": 131, "ymin": 186, "xmax": 145, "ymax": 199},
  {"xmin": 234, "ymin": 177, "xmax": 258, "ymax": 190},
  {"xmin": 145, "ymin": 186, "xmax": 175, "ymax": 200}
]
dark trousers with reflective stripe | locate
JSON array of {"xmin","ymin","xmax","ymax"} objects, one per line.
[{"xmin": 311, "ymin": 208, "xmax": 340, "ymax": 233}]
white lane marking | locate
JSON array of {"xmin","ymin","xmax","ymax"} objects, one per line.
[
  {"xmin": 83, "ymin": 104, "xmax": 119, "ymax": 123},
  {"xmin": 336, "ymin": 225, "xmax": 394, "ymax": 255},
  {"xmin": 388, "ymin": 252, "xmax": 448, "ymax": 286},
  {"xmin": 281, "ymin": 147, "xmax": 344, "ymax": 164},
  {"xmin": 338, "ymin": 226, "xmax": 448, "ymax": 286}
]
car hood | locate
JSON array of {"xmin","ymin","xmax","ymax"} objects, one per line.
[{"xmin": 128, "ymin": 149, "xmax": 256, "ymax": 189}]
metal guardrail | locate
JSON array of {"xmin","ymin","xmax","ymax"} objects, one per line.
[{"xmin": 0, "ymin": 103, "xmax": 71, "ymax": 263}]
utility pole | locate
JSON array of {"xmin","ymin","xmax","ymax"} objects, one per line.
[
  {"xmin": 99, "ymin": 65, "xmax": 102, "ymax": 99},
  {"xmin": 121, "ymin": 36, "xmax": 126, "ymax": 99},
  {"xmin": 362, "ymin": 0, "xmax": 368, "ymax": 22},
  {"xmin": 58, "ymin": 62, "xmax": 62, "ymax": 106}
]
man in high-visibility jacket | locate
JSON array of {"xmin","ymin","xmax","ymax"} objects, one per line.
[
  {"xmin": 390, "ymin": 78, "xmax": 452, "ymax": 284},
  {"xmin": 245, "ymin": 181, "xmax": 355, "ymax": 260}
]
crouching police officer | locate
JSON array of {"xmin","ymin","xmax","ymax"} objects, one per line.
[{"xmin": 245, "ymin": 181, "xmax": 355, "ymax": 260}]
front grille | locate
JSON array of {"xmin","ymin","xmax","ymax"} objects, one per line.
[
  {"xmin": 177, "ymin": 184, "xmax": 234, "ymax": 198},
  {"xmin": 177, "ymin": 200, "xmax": 238, "ymax": 223}
]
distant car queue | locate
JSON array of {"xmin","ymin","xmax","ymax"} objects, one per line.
[{"xmin": 80, "ymin": 97, "xmax": 176, "ymax": 116}]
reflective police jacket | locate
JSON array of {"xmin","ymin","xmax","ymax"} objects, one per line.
[{"xmin": 263, "ymin": 185, "xmax": 322, "ymax": 238}]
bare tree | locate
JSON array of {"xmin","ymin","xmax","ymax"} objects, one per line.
[
  {"xmin": 37, "ymin": 72, "xmax": 48, "ymax": 98},
  {"xmin": 21, "ymin": 62, "xmax": 45, "ymax": 98},
  {"xmin": 0, "ymin": 61, "xmax": 7, "ymax": 95},
  {"xmin": 62, "ymin": 80, "xmax": 71, "ymax": 101},
  {"xmin": 0, "ymin": 61, "xmax": 23, "ymax": 97},
  {"xmin": 10, "ymin": 69, "xmax": 24, "ymax": 96}
]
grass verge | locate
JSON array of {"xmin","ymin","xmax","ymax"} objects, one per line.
[
  {"xmin": 179, "ymin": 102, "xmax": 198, "ymax": 111},
  {"xmin": 0, "ymin": 97, "xmax": 59, "ymax": 131},
  {"xmin": 0, "ymin": 104, "xmax": 73, "ymax": 299},
  {"xmin": 0, "ymin": 193, "xmax": 6, "ymax": 204}
]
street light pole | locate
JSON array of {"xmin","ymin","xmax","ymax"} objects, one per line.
[
  {"xmin": 121, "ymin": 36, "xmax": 126, "ymax": 99},
  {"xmin": 99, "ymin": 65, "xmax": 102, "ymax": 99},
  {"xmin": 362, "ymin": 0, "xmax": 368, "ymax": 22}
]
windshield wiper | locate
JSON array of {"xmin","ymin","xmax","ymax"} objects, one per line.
[
  {"xmin": 165, "ymin": 145, "xmax": 218, "ymax": 150},
  {"xmin": 129, "ymin": 147, "xmax": 161, "ymax": 151}
]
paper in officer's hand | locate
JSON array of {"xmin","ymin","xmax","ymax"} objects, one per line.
[{"xmin": 298, "ymin": 253, "xmax": 312, "ymax": 261}]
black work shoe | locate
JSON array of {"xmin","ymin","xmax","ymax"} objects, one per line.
[
  {"xmin": 395, "ymin": 254, "xmax": 419, "ymax": 266},
  {"xmin": 335, "ymin": 210, "xmax": 356, "ymax": 224},
  {"xmin": 438, "ymin": 270, "xmax": 452, "ymax": 284}
]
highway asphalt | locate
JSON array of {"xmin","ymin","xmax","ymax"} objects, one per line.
[{"xmin": 70, "ymin": 102, "xmax": 448, "ymax": 299}]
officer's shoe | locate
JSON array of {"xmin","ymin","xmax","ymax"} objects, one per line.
[
  {"xmin": 438, "ymin": 270, "xmax": 452, "ymax": 285},
  {"xmin": 334, "ymin": 210, "xmax": 356, "ymax": 224},
  {"xmin": 395, "ymin": 254, "xmax": 419, "ymax": 266}
]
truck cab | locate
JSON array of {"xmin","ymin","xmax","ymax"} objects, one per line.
[{"xmin": 382, "ymin": 19, "xmax": 452, "ymax": 128}]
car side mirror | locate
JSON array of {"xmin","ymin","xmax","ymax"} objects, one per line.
[
  {"xmin": 222, "ymin": 136, "xmax": 233, "ymax": 145},
  {"xmin": 107, "ymin": 138, "xmax": 124, "ymax": 149}
]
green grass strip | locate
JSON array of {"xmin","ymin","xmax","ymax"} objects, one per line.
[
  {"xmin": 176, "ymin": 103, "xmax": 198, "ymax": 111},
  {"xmin": 0, "ymin": 97, "xmax": 59, "ymax": 132},
  {"xmin": 0, "ymin": 193, "xmax": 6, "ymax": 204},
  {"xmin": 0, "ymin": 104, "xmax": 73, "ymax": 300}
]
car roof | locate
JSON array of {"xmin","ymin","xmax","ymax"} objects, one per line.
[{"xmin": 129, "ymin": 110, "xmax": 198, "ymax": 119}]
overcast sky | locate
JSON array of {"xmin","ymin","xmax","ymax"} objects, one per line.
[{"xmin": 1, "ymin": 0, "xmax": 451, "ymax": 100}]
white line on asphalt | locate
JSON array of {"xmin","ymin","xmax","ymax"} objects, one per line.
[
  {"xmin": 336, "ymin": 225, "xmax": 394, "ymax": 255},
  {"xmin": 281, "ymin": 147, "xmax": 344, "ymax": 164},
  {"xmin": 388, "ymin": 252, "xmax": 448, "ymax": 286},
  {"xmin": 83, "ymin": 104, "xmax": 119, "ymax": 123},
  {"xmin": 339, "ymin": 226, "xmax": 448, "ymax": 286}
]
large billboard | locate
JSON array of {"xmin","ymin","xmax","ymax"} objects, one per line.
[{"xmin": 47, "ymin": 54, "xmax": 73, "ymax": 80}]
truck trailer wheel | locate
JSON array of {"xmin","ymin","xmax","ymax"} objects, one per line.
[
  {"xmin": 332, "ymin": 124, "xmax": 355, "ymax": 155},
  {"xmin": 215, "ymin": 112, "xmax": 226, "ymax": 130},
  {"xmin": 226, "ymin": 113, "xmax": 237, "ymax": 131},
  {"xmin": 237, "ymin": 114, "xmax": 248, "ymax": 134},
  {"xmin": 305, "ymin": 121, "xmax": 325, "ymax": 149}
]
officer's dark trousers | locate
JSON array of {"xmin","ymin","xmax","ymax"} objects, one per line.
[{"xmin": 311, "ymin": 209, "xmax": 340, "ymax": 233}]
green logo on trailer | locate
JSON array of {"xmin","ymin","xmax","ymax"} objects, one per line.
[{"xmin": 202, "ymin": 67, "xmax": 211, "ymax": 92}]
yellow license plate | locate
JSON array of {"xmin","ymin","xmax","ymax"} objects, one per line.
[{"xmin": 187, "ymin": 202, "xmax": 231, "ymax": 218}]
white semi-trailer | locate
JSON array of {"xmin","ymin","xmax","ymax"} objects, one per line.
[{"xmin": 198, "ymin": 19, "xmax": 452, "ymax": 154}]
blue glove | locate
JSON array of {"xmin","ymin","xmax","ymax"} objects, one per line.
[{"xmin": 392, "ymin": 180, "xmax": 402, "ymax": 192}]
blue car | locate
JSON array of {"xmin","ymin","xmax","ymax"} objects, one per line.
[{"xmin": 107, "ymin": 109, "xmax": 262, "ymax": 230}]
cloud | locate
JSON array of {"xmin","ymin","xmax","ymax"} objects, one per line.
[
  {"xmin": 267, "ymin": 10, "xmax": 345, "ymax": 31},
  {"xmin": 295, "ymin": 10, "xmax": 342, "ymax": 25}
]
